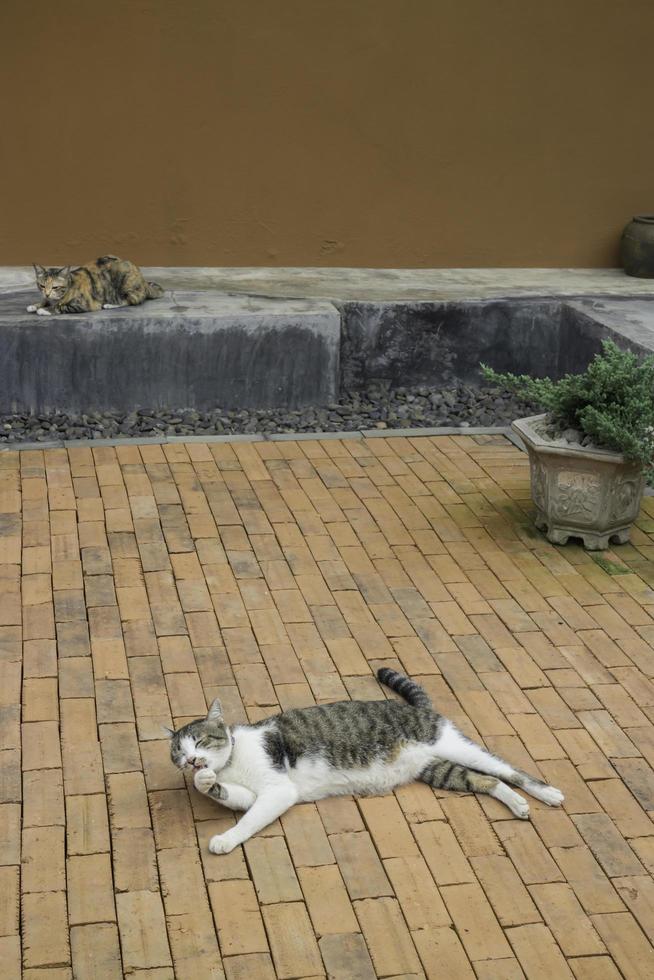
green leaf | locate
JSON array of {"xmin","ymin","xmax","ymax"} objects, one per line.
[{"xmin": 480, "ymin": 340, "xmax": 654, "ymax": 478}]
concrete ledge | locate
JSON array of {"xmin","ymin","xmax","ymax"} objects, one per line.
[
  {"xmin": 4, "ymin": 267, "xmax": 654, "ymax": 416},
  {"xmin": 565, "ymin": 299, "xmax": 654, "ymax": 356},
  {"xmin": 0, "ymin": 290, "xmax": 340, "ymax": 413},
  {"xmin": 109, "ymin": 267, "xmax": 654, "ymax": 302},
  {"xmin": 4, "ymin": 266, "xmax": 654, "ymax": 302}
]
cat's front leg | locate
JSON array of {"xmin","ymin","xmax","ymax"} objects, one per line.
[
  {"xmin": 36, "ymin": 306, "xmax": 52, "ymax": 316},
  {"xmin": 194, "ymin": 767, "xmax": 219, "ymax": 795},
  {"xmin": 210, "ymin": 782, "xmax": 256, "ymax": 811},
  {"xmin": 209, "ymin": 784, "xmax": 297, "ymax": 854},
  {"xmin": 27, "ymin": 302, "xmax": 45, "ymax": 313},
  {"xmin": 193, "ymin": 768, "xmax": 256, "ymax": 811}
]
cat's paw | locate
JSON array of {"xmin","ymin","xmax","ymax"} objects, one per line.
[
  {"xmin": 26, "ymin": 304, "xmax": 38, "ymax": 312},
  {"xmin": 36, "ymin": 307, "xmax": 51, "ymax": 316},
  {"xmin": 194, "ymin": 767, "xmax": 217, "ymax": 794},
  {"xmin": 513, "ymin": 799, "xmax": 530, "ymax": 819},
  {"xmin": 526, "ymin": 780, "xmax": 565, "ymax": 806},
  {"xmin": 209, "ymin": 831, "xmax": 238, "ymax": 855},
  {"xmin": 539, "ymin": 785, "xmax": 565, "ymax": 807}
]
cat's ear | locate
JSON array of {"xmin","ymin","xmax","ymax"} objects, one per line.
[
  {"xmin": 33, "ymin": 264, "xmax": 45, "ymax": 279},
  {"xmin": 57, "ymin": 266, "xmax": 72, "ymax": 278},
  {"xmin": 160, "ymin": 725, "xmax": 175, "ymax": 739},
  {"xmin": 207, "ymin": 698, "xmax": 223, "ymax": 723}
]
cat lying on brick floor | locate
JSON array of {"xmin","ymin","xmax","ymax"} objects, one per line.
[{"xmin": 168, "ymin": 668, "xmax": 564, "ymax": 855}]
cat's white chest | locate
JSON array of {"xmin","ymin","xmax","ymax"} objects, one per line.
[{"xmin": 220, "ymin": 727, "xmax": 280, "ymax": 792}]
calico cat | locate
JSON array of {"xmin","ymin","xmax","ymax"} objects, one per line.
[
  {"xmin": 169, "ymin": 668, "xmax": 564, "ymax": 855},
  {"xmin": 28, "ymin": 255, "xmax": 163, "ymax": 315}
]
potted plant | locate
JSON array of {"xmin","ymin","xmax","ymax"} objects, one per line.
[{"xmin": 480, "ymin": 340, "xmax": 654, "ymax": 550}]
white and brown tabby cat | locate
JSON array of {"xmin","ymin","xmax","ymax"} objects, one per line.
[
  {"xmin": 169, "ymin": 668, "xmax": 564, "ymax": 855},
  {"xmin": 28, "ymin": 255, "xmax": 163, "ymax": 315}
]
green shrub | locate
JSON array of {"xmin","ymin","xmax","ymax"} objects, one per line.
[{"xmin": 480, "ymin": 340, "xmax": 654, "ymax": 475}]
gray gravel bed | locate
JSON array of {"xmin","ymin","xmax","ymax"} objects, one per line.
[{"xmin": 0, "ymin": 384, "xmax": 541, "ymax": 443}]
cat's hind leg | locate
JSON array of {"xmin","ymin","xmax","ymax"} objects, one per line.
[
  {"xmin": 434, "ymin": 722, "xmax": 564, "ymax": 807},
  {"xmin": 420, "ymin": 760, "xmax": 530, "ymax": 819},
  {"xmin": 489, "ymin": 779, "xmax": 531, "ymax": 819}
]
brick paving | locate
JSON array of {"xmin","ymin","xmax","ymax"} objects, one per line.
[{"xmin": 2, "ymin": 433, "xmax": 654, "ymax": 979}]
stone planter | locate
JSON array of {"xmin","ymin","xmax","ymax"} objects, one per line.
[{"xmin": 512, "ymin": 414, "xmax": 646, "ymax": 550}]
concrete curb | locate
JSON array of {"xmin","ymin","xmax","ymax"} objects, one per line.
[
  {"xmin": 502, "ymin": 428, "xmax": 527, "ymax": 451},
  {"xmin": 359, "ymin": 425, "xmax": 510, "ymax": 438},
  {"xmin": 166, "ymin": 433, "xmax": 265, "ymax": 444},
  {"xmin": 0, "ymin": 425, "xmax": 521, "ymax": 452},
  {"xmin": 266, "ymin": 430, "xmax": 363, "ymax": 442}
]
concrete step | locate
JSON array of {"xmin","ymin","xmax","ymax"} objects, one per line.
[
  {"xmin": 565, "ymin": 299, "xmax": 654, "ymax": 355},
  {"xmin": 0, "ymin": 289, "xmax": 339, "ymax": 413},
  {"xmin": 3, "ymin": 268, "xmax": 654, "ymax": 414}
]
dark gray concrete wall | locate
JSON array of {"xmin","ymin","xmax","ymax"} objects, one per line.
[
  {"xmin": 4, "ymin": 286, "xmax": 654, "ymax": 414},
  {"xmin": 0, "ymin": 291, "xmax": 340, "ymax": 413},
  {"xmin": 340, "ymin": 300, "xmax": 568, "ymax": 390},
  {"xmin": 339, "ymin": 297, "xmax": 654, "ymax": 391}
]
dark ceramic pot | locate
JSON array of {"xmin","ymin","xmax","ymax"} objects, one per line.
[{"xmin": 621, "ymin": 215, "xmax": 654, "ymax": 278}]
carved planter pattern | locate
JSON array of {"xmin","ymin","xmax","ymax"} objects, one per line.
[{"xmin": 513, "ymin": 414, "xmax": 646, "ymax": 550}]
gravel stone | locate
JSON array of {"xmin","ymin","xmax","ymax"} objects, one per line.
[{"xmin": 0, "ymin": 384, "xmax": 540, "ymax": 444}]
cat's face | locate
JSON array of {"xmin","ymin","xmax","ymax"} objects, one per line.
[
  {"xmin": 34, "ymin": 264, "xmax": 70, "ymax": 303},
  {"xmin": 168, "ymin": 698, "xmax": 232, "ymax": 771}
]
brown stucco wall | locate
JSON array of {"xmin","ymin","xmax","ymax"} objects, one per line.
[{"xmin": 2, "ymin": 1, "xmax": 652, "ymax": 268}]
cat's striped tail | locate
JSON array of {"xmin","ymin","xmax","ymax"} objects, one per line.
[
  {"xmin": 147, "ymin": 281, "xmax": 164, "ymax": 299},
  {"xmin": 377, "ymin": 668, "xmax": 432, "ymax": 709}
]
